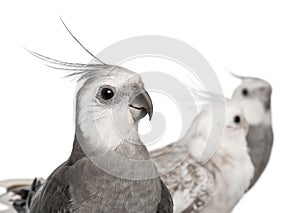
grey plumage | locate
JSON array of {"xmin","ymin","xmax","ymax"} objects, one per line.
[
  {"xmin": 246, "ymin": 123, "xmax": 273, "ymax": 189},
  {"xmin": 30, "ymin": 137, "xmax": 167, "ymax": 212},
  {"xmin": 231, "ymin": 75, "xmax": 273, "ymax": 189},
  {"xmin": 0, "ymin": 56, "xmax": 173, "ymax": 213}
]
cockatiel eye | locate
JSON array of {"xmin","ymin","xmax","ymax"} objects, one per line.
[
  {"xmin": 97, "ymin": 86, "xmax": 115, "ymax": 101},
  {"xmin": 234, "ymin": 115, "xmax": 241, "ymax": 124},
  {"xmin": 242, "ymin": 88, "xmax": 248, "ymax": 96}
]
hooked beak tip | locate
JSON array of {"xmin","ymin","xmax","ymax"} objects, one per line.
[{"xmin": 129, "ymin": 90, "xmax": 153, "ymax": 121}]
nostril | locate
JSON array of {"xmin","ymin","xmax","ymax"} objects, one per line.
[{"xmin": 234, "ymin": 115, "xmax": 241, "ymax": 124}]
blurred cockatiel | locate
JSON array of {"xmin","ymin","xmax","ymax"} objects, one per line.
[
  {"xmin": 231, "ymin": 75, "xmax": 273, "ymax": 189},
  {"xmin": 151, "ymin": 100, "xmax": 254, "ymax": 213},
  {"xmin": 0, "ymin": 53, "xmax": 173, "ymax": 213}
]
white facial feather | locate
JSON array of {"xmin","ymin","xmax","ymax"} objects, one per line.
[
  {"xmin": 186, "ymin": 100, "xmax": 246, "ymax": 162},
  {"xmin": 232, "ymin": 77, "xmax": 272, "ymax": 125},
  {"xmin": 75, "ymin": 65, "xmax": 145, "ymax": 151}
]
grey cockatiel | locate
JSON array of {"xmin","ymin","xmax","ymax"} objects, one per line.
[
  {"xmin": 0, "ymin": 54, "xmax": 173, "ymax": 213},
  {"xmin": 231, "ymin": 75, "xmax": 273, "ymax": 189},
  {"xmin": 151, "ymin": 101, "xmax": 254, "ymax": 213}
]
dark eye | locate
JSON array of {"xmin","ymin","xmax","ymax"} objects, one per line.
[
  {"xmin": 242, "ymin": 88, "xmax": 248, "ymax": 96},
  {"xmin": 99, "ymin": 87, "xmax": 114, "ymax": 100},
  {"xmin": 234, "ymin": 115, "xmax": 241, "ymax": 124}
]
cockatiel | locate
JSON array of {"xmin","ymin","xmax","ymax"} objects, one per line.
[
  {"xmin": 151, "ymin": 101, "xmax": 254, "ymax": 213},
  {"xmin": 0, "ymin": 54, "xmax": 173, "ymax": 213},
  {"xmin": 231, "ymin": 75, "xmax": 273, "ymax": 189}
]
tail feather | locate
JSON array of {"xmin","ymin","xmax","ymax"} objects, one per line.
[
  {"xmin": 0, "ymin": 178, "xmax": 44, "ymax": 213},
  {"xmin": 0, "ymin": 180, "xmax": 33, "ymax": 192},
  {"xmin": 0, "ymin": 207, "xmax": 16, "ymax": 213},
  {"xmin": 0, "ymin": 191, "xmax": 18, "ymax": 210}
]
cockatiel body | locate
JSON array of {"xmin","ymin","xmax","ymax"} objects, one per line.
[
  {"xmin": 151, "ymin": 101, "xmax": 254, "ymax": 213},
  {"xmin": 231, "ymin": 76, "xmax": 273, "ymax": 189},
  {"xmin": 0, "ymin": 58, "xmax": 173, "ymax": 213}
]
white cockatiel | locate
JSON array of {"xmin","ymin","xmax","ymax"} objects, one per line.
[
  {"xmin": 151, "ymin": 100, "xmax": 254, "ymax": 213},
  {"xmin": 231, "ymin": 75, "xmax": 273, "ymax": 189}
]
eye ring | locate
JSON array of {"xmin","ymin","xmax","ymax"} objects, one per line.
[{"xmin": 97, "ymin": 86, "xmax": 116, "ymax": 102}]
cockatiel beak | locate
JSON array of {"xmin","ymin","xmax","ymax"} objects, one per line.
[
  {"xmin": 263, "ymin": 97, "xmax": 271, "ymax": 111},
  {"xmin": 129, "ymin": 90, "xmax": 153, "ymax": 121},
  {"xmin": 243, "ymin": 119, "xmax": 249, "ymax": 135}
]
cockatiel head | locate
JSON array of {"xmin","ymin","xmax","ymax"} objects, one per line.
[
  {"xmin": 75, "ymin": 65, "xmax": 153, "ymax": 151},
  {"xmin": 28, "ymin": 51, "xmax": 153, "ymax": 154},
  {"xmin": 222, "ymin": 100, "xmax": 249, "ymax": 141},
  {"xmin": 231, "ymin": 75, "xmax": 272, "ymax": 125},
  {"xmin": 187, "ymin": 100, "xmax": 248, "ymax": 162}
]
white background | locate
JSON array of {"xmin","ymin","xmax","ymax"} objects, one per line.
[{"xmin": 0, "ymin": 0, "xmax": 300, "ymax": 212}]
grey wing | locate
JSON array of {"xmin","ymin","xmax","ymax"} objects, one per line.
[
  {"xmin": 247, "ymin": 124, "xmax": 274, "ymax": 189},
  {"xmin": 157, "ymin": 180, "xmax": 173, "ymax": 213},
  {"xmin": 30, "ymin": 162, "xmax": 72, "ymax": 213},
  {"xmin": 151, "ymin": 145, "xmax": 174, "ymax": 212}
]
